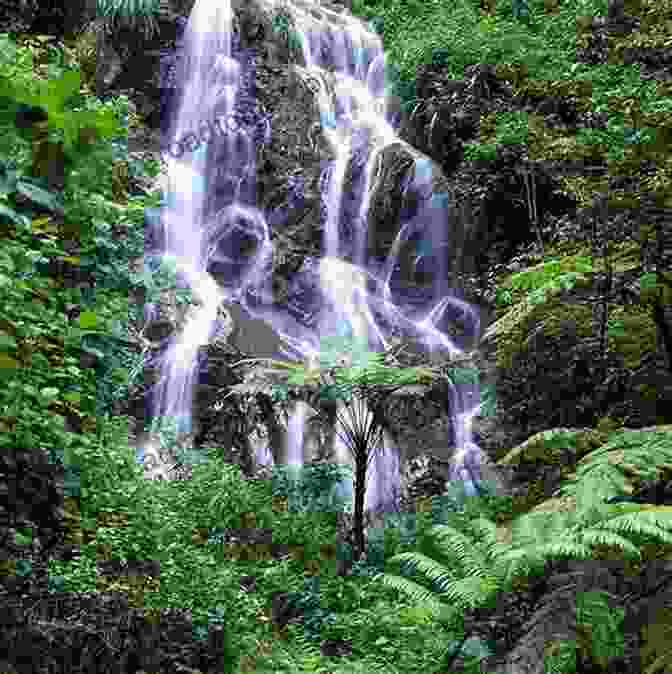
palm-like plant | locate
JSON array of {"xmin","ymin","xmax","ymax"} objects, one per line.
[
  {"xmin": 225, "ymin": 333, "xmax": 451, "ymax": 563},
  {"xmin": 95, "ymin": 0, "xmax": 161, "ymax": 39}
]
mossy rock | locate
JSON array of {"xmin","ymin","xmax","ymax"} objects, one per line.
[
  {"xmin": 497, "ymin": 427, "xmax": 604, "ymax": 467},
  {"xmin": 497, "ymin": 424, "xmax": 672, "ymax": 530},
  {"xmin": 487, "ymin": 257, "xmax": 656, "ymax": 374},
  {"xmin": 606, "ymin": 303, "xmax": 657, "ymax": 370},
  {"xmin": 484, "ymin": 276, "xmax": 595, "ymax": 371},
  {"xmin": 494, "ymin": 427, "xmax": 615, "ymax": 518}
]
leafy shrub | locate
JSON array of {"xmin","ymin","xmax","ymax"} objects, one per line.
[
  {"xmin": 95, "ymin": 0, "xmax": 161, "ymax": 39},
  {"xmin": 463, "ymin": 142, "xmax": 498, "ymax": 161},
  {"xmin": 271, "ymin": 462, "xmax": 354, "ymax": 514},
  {"xmin": 495, "ymin": 254, "xmax": 594, "ymax": 308}
]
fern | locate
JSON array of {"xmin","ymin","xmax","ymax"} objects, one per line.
[
  {"xmin": 224, "ymin": 334, "xmax": 448, "ymax": 403},
  {"xmin": 95, "ymin": 0, "xmax": 160, "ymax": 39},
  {"xmin": 496, "ymin": 253, "xmax": 594, "ymax": 307},
  {"xmin": 578, "ymin": 590, "xmax": 626, "ymax": 664},
  {"xmin": 373, "ymin": 480, "xmax": 672, "ymax": 630},
  {"xmin": 557, "ymin": 428, "xmax": 672, "ymax": 512}
]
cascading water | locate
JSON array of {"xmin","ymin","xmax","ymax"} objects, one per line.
[{"xmin": 141, "ymin": 0, "xmax": 491, "ymax": 518}]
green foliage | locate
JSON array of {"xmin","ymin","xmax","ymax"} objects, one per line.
[
  {"xmin": 95, "ymin": 0, "xmax": 161, "ymax": 39},
  {"xmin": 575, "ymin": 590, "xmax": 626, "ymax": 668},
  {"xmin": 0, "ymin": 156, "xmax": 64, "ymax": 223},
  {"xmin": 284, "ymin": 576, "xmax": 339, "ymax": 644},
  {"xmin": 371, "ymin": 429, "xmax": 672, "ymax": 635},
  {"xmin": 496, "ymin": 254, "xmax": 594, "ymax": 308},
  {"xmin": 494, "ymin": 110, "xmax": 530, "ymax": 146},
  {"xmin": 0, "ymin": 34, "xmax": 127, "ymax": 202},
  {"xmin": 4, "ymin": 9, "xmax": 671, "ymax": 673},
  {"xmin": 271, "ymin": 462, "xmax": 354, "ymax": 514},
  {"xmin": 0, "ymin": 40, "xmax": 123, "ymax": 158},
  {"xmin": 347, "ymin": 0, "xmax": 671, "ymax": 171},
  {"xmin": 576, "ymin": 116, "xmax": 657, "ymax": 162},
  {"xmin": 558, "ymin": 428, "xmax": 672, "ymax": 512},
  {"xmin": 463, "ymin": 141, "xmax": 498, "ymax": 162}
]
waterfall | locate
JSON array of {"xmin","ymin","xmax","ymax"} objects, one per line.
[{"xmin": 141, "ymin": 0, "xmax": 489, "ymax": 518}]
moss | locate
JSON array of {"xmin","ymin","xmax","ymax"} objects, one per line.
[
  {"xmin": 490, "ymin": 291, "xmax": 594, "ymax": 371},
  {"xmin": 594, "ymin": 415, "xmax": 625, "ymax": 437},
  {"xmin": 636, "ymin": 383, "xmax": 658, "ymax": 402},
  {"xmin": 498, "ymin": 428, "xmax": 593, "ymax": 466},
  {"xmin": 495, "ymin": 426, "xmax": 618, "ymax": 519},
  {"xmin": 490, "ymin": 245, "xmax": 655, "ymax": 371},
  {"xmin": 607, "ymin": 304, "xmax": 657, "ymax": 370},
  {"xmin": 601, "ymin": 239, "xmax": 643, "ymax": 272}
]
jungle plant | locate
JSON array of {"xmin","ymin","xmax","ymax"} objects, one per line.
[
  {"xmin": 463, "ymin": 141, "xmax": 498, "ymax": 162},
  {"xmin": 0, "ymin": 43, "xmax": 123, "ymax": 158},
  {"xmin": 371, "ymin": 427, "xmax": 672, "ymax": 666},
  {"xmin": 224, "ymin": 332, "xmax": 451, "ymax": 564},
  {"xmin": 0, "ymin": 156, "xmax": 65, "ymax": 225},
  {"xmin": 495, "ymin": 253, "xmax": 594, "ymax": 308},
  {"xmin": 270, "ymin": 6, "xmax": 303, "ymax": 58},
  {"xmin": 0, "ymin": 34, "xmax": 125, "ymax": 199},
  {"xmin": 95, "ymin": 0, "xmax": 161, "ymax": 39},
  {"xmin": 494, "ymin": 111, "xmax": 530, "ymax": 146}
]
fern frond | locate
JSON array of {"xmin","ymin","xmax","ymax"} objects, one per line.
[
  {"xmin": 558, "ymin": 428, "xmax": 672, "ymax": 511},
  {"xmin": 463, "ymin": 516, "xmax": 509, "ymax": 560},
  {"xmin": 573, "ymin": 528, "xmax": 644, "ymax": 559},
  {"xmin": 438, "ymin": 573, "xmax": 502, "ymax": 610},
  {"xmin": 591, "ymin": 510, "xmax": 672, "ymax": 546},
  {"xmin": 494, "ymin": 546, "xmax": 549, "ymax": 584},
  {"xmin": 426, "ymin": 525, "xmax": 491, "ymax": 579},
  {"xmin": 385, "ymin": 551, "xmax": 463, "ymax": 593},
  {"xmin": 372, "ymin": 572, "xmax": 455, "ymax": 618},
  {"xmin": 534, "ymin": 538, "xmax": 602, "ymax": 560},
  {"xmin": 508, "ymin": 509, "xmax": 573, "ymax": 545},
  {"xmin": 575, "ymin": 590, "xmax": 626, "ymax": 668}
]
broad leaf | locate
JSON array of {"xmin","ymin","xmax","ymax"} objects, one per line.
[
  {"xmin": 0, "ymin": 203, "xmax": 23, "ymax": 224},
  {"xmin": 16, "ymin": 179, "xmax": 64, "ymax": 215}
]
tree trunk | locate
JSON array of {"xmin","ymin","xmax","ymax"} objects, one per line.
[
  {"xmin": 352, "ymin": 443, "xmax": 367, "ymax": 563},
  {"xmin": 653, "ymin": 292, "xmax": 672, "ymax": 375}
]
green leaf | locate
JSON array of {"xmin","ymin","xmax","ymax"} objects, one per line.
[
  {"xmin": 78, "ymin": 310, "xmax": 98, "ymax": 330},
  {"xmin": 0, "ymin": 164, "xmax": 18, "ymax": 195},
  {"xmin": 34, "ymin": 73, "xmax": 76, "ymax": 114},
  {"xmin": 640, "ymin": 272, "xmax": 658, "ymax": 291},
  {"xmin": 15, "ymin": 529, "xmax": 32, "ymax": 545},
  {"xmin": 0, "ymin": 333, "xmax": 17, "ymax": 350},
  {"xmin": 16, "ymin": 180, "xmax": 65, "ymax": 215},
  {"xmin": 40, "ymin": 387, "xmax": 60, "ymax": 400}
]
